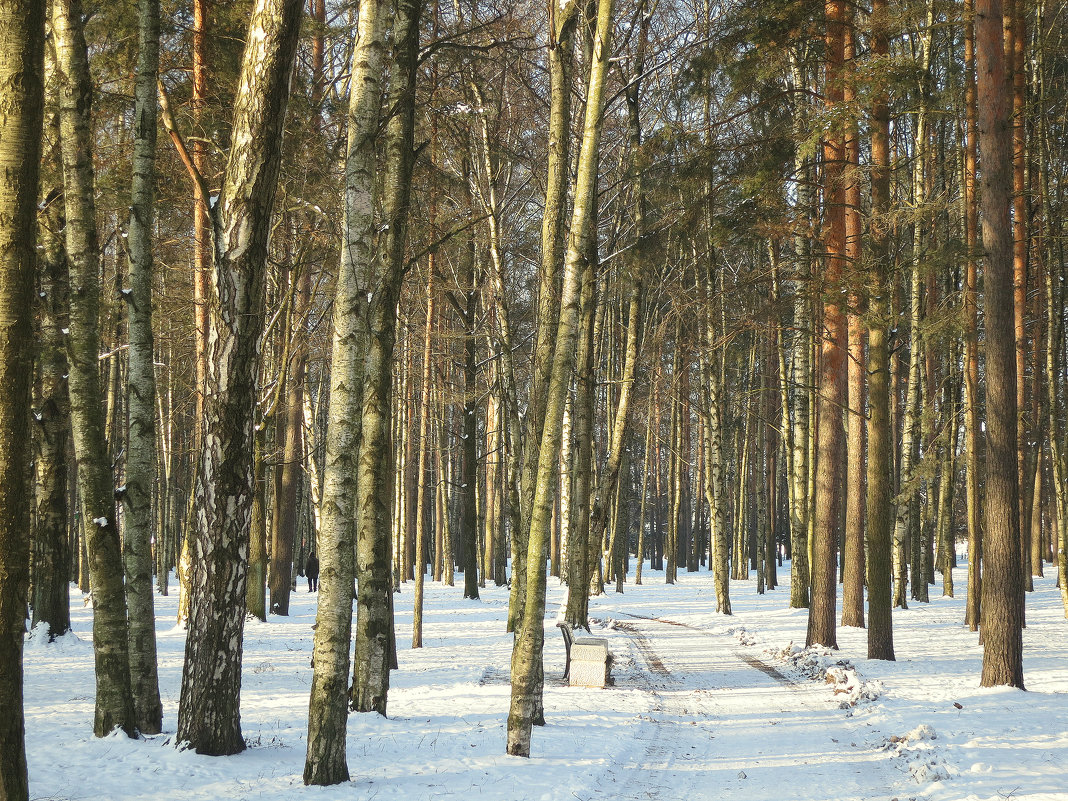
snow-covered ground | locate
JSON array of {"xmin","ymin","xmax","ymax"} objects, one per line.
[{"xmin": 24, "ymin": 560, "xmax": 1068, "ymax": 800}]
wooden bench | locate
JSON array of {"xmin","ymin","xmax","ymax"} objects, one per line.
[{"xmin": 557, "ymin": 621, "xmax": 613, "ymax": 688}]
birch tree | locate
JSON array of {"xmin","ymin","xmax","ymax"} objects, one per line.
[
  {"xmin": 31, "ymin": 161, "xmax": 71, "ymax": 642},
  {"xmin": 351, "ymin": 0, "xmax": 421, "ymax": 715},
  {"xmin": 177, "ymin": 0, "xmax": 305, "ymax": 755},
  {"xmin": 123, "ymin": 0, "xmax": 163, "ymax": 735},
  {"xmin": 507, "ymin": 0, "xmax": 615, "ymax": 758},
  {"xmin": 304, "ymin": 0, "xmax": 387, "ymax": 781},
  {"xmin": 53, "ymin": 0, "xmax": 137, "ymax": 738}
]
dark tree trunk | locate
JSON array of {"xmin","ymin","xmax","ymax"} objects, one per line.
[
  {"xmin": 269, "ymin": 266, "xmax": 308, "ymax": 617},
  {"xmin": 31, "ymin": 173, "xmax": 72, "ymax": 642},
  {"xmin": 0, "ymin": 2, "xmax": 45, "ymax": 795},
  {"xmin": 460, "ymin": 262, "xmax": 480, "ymax": 602},
  {"xmin": 976, "ymin": 0, "xmax": 1024, "ymax": 689}
]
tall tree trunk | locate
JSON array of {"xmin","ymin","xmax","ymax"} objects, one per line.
[
  {"xmin": 563, "ymin": 244, "xmax": 597, "ymax": 627},
  {"xmin": 178, "ymin": 0, "xmax": 212, "ymax": 623},
  {"xmin": 507, "ymin": 0, "xmax": 614, "ymax": 758},
  {"xmin": 412, "ymin": 254, "xmax": 436, "ymax": 647},
  {"xmin": 124, "ymin": 0, "xmax": 164, "ymax": 735},
  {"xmin": 581, "ymin": 3, "xmax": 649, "ymax": 604},
  {"xmin": 177, "ymin": 0, "xmax": 305, "ymax": 755},
  {"xmin": 841, "ymin": 15, "xmax": 865, "ymax": 629},
  {"xmin": 270, "ymin": 265, "xmax": 309, "ymax": 616},
  {"xmin": 963, "ymin": 0, "xmax": 983, "ymax": 631},
  {"xmin": 0, "ymin": 2, "xmax": 45, "ymax": 795},
  {"xmin": 976, "ymin": 0, "xmax": 1024, "ymax": 689},
  {"xmin": 636, "ymin": 395, "xmax": 654, "ymax": 585},
  {"xmin": 459, "ymin": 237, "xmax": 480, "ymax": 602},
  {"xmin": 351, "ymin": 0, "xmax": 420, "ymax": 714},
  {"xmin": 53, "ymin": 0, "xmax": 137, "ymax": 738},
  {"xmin": 1010, "ymin": 0, "xmax": 1031, "ymax": 594},
  {"xmin": 523, "ymin": 1, "xmax": 578, "ymax": 523},
  {"xmin": 509, "ymin": 0, "xmax": 578, "ymax": 630},
  {"xmin": 437, "ymin": 387, "xmax": 455, "ymax": 587},
  {"xmin": 699, "ymin": 182, "xmax": 731, "ymax": 609},
  {"xmin": 787, "ymin": 52, "xmax": 812, "ymax": 609},
  {"xmin": 31, "ymin": 168, "xmax": 72, "ymax": 641},
  {"xmin": 700, "ymin": 279, "xmax": 730, "ymax": 613},
  {"xmin": 304, "ymin": 0, "xmax": 387, "ymax": 781},
  {"xmin": 1046, "ymin": 175, "xmax": 1068, "ymax": 617},
  {"xmin": 469, "ymin": 78, "xmax": 524, "ymax": 598},
  {"xmin": 807, "ymin": 0, "xmax": 847, "ymax": 650}
]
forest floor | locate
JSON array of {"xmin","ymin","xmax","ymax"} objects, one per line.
[{"xmin": 25, "ymin": 558, "xmax": 1068, "ymax": 801}]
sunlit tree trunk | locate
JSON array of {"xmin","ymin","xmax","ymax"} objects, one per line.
[
  {"xmin": 351, "ymin": 0, "xmax": 420, "ymax": 714},
  {"xmin": 507, "ymin": 0, "xmax": 614, "ymax": 757},
  {"xmin": 841, "ymin": 15, "xmax": 865, "ymax": 629},
  {"xmin": 177, "ymin": 0, "xmax": 305, "ymax": 755},
  {"xmin": 787, "ymin": 51, "xmax": 812, "ymax": 609},
  {"xmin": 303, "ymin": 0, "xmax": 387, "ymax": 781},
  {"xmin": 178, "ymin": 0, "xmax": 212, "ymax": 628},
  {"xmin": 510, "ymin": 0, "xmax": 578, "ymax": 630},
  {"xmin": 564, "ymin": 240, "xmax": 597, "ymax": 626},
  {"xmin": 963, "ymin": 0, "xmax": 983, "ymax": 631},
  {"xmin": 807, "ymin": 0, "xmax": 847, "ymax": 650},
  {"xmin": 1010, "ymin": 0, "xmax": 1031, "ymax": 593},
  {"xmin": 579, "ymin": 0, "xmax": 649, "ymax": 611}
]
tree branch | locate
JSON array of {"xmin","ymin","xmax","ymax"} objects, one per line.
[{"xmin": 157, "ymin": 81, "xmax": 212, "ymax": 210}]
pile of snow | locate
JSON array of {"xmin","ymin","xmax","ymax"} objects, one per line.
[
  {"xmin": 770, "ymin": 644, "xmax": 883, "ymax": 707},
  {"xmin": 880, "ymin": 724, "xmax": 953, "ymax": 784},
  {"xmin": 726, "ymin": 625, "xmax": 756, "ymax": 646},
  {"xmin": 24, "ymin": 622, "xmax": 91, "ymax": 654}
]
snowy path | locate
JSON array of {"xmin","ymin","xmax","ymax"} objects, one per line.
[{"xmin": 591, "ymin": 610, "xmax": 907, "ymax": 801}]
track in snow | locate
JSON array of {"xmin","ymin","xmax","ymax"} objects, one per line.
[{"xmin": 584, "ymin": 613, "xmax": 907, "ymax": 801}]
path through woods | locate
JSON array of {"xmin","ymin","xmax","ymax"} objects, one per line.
[{"xmin": 597, "ymin": 612, "xmax": 902, "ymax": 801}]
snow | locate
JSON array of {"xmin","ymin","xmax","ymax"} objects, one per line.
[{"xmin": 23, "ymin": 560, "xmax": 1068, "ymax": 800}]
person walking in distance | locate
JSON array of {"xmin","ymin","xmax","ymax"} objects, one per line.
[{"xmin": 306, "ymin": 552, "xmax": 319, "ymax": 592}]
